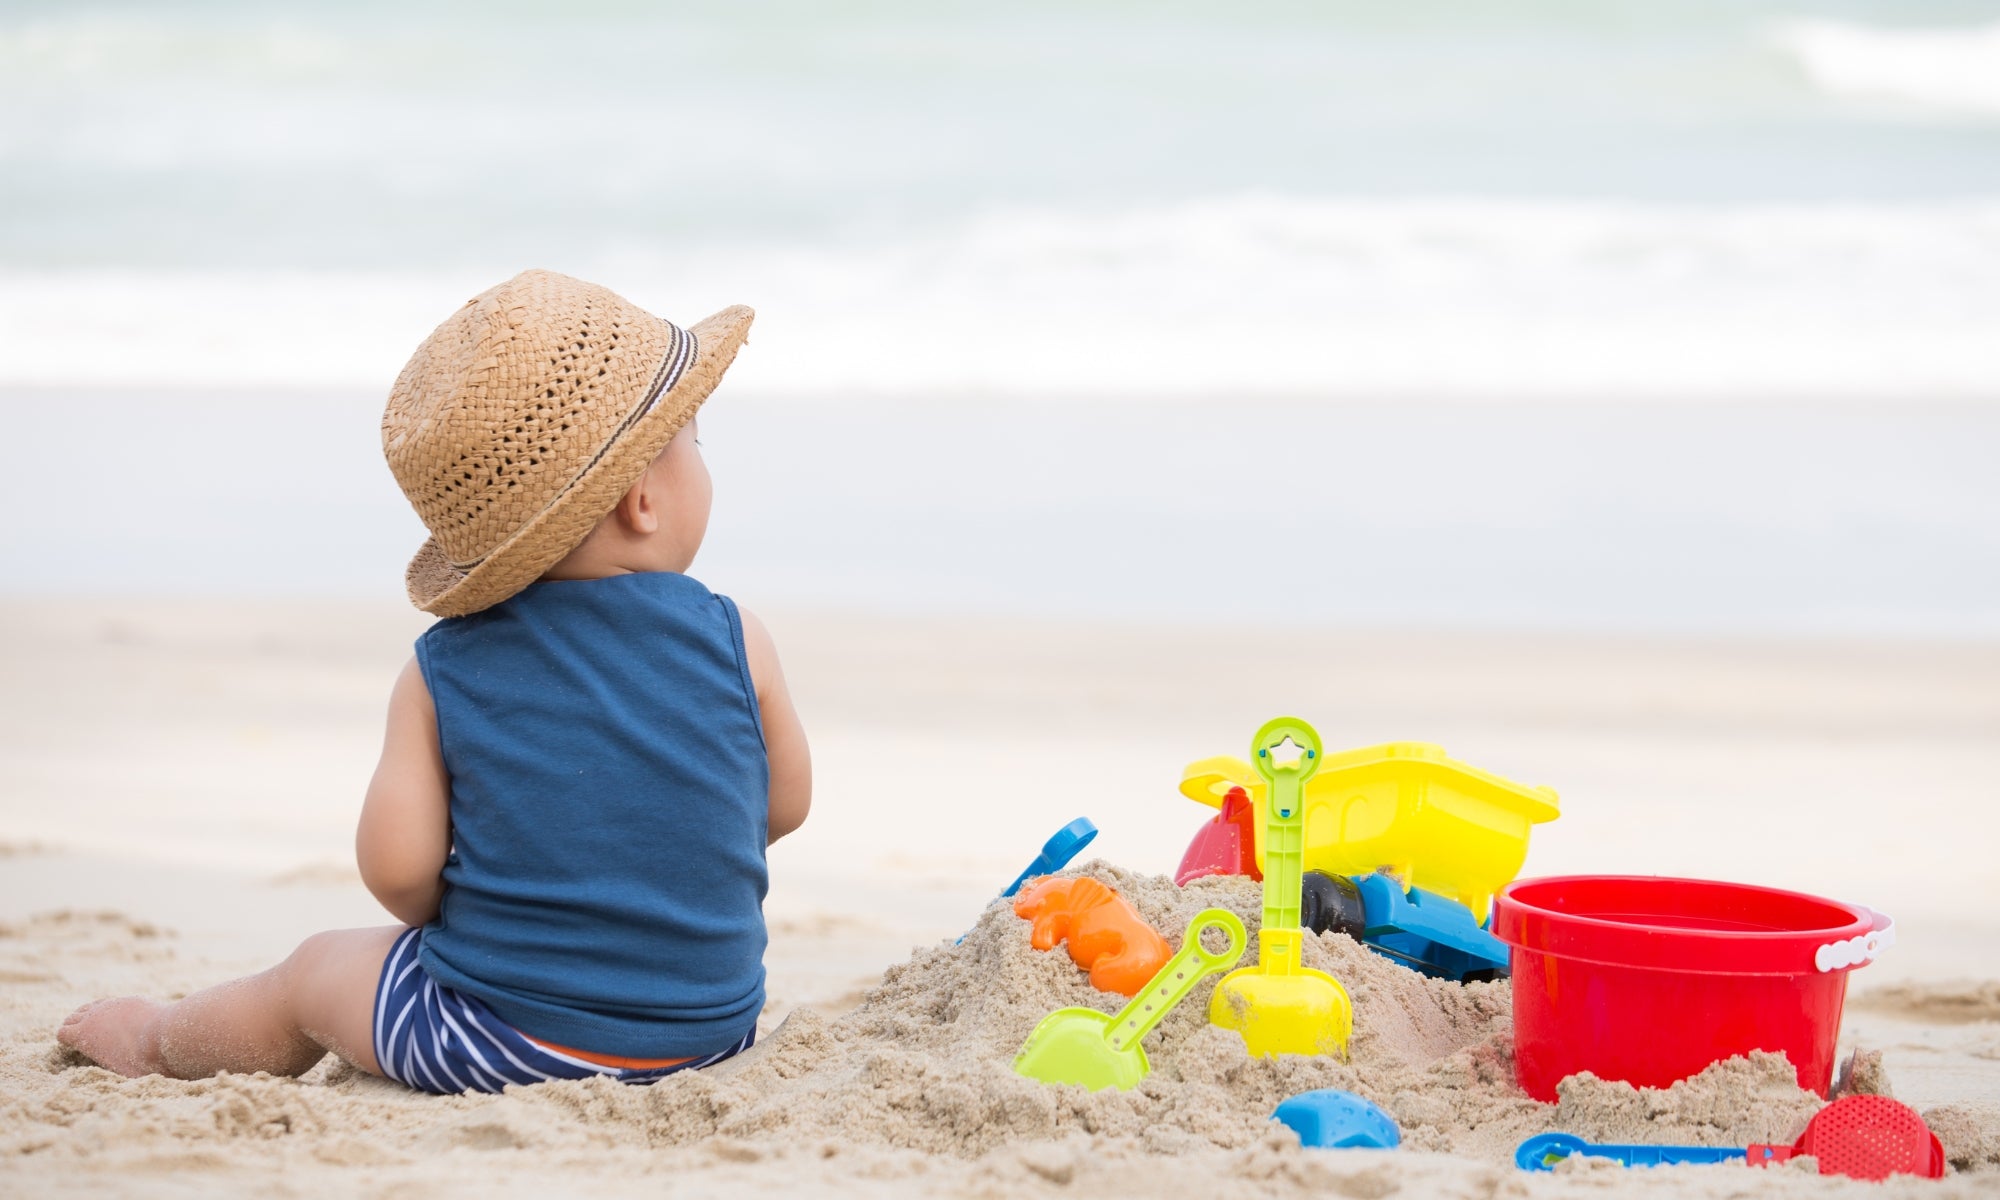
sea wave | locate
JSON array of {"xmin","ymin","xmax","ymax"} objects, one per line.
[
  {"xmin": 1773, "ymin": 18, "xmax": 2000, "ymax": 118},
  {"xmin": 3, "ymin": 196, "xmax": 1997, "ymax": 401}
]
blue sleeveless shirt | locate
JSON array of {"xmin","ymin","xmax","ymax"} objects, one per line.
[{"xmin": 413, "ymin": 571, "xmax": 768, "ymax": 1058}]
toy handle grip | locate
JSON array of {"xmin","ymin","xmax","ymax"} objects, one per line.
[
  {"xmin": 1252, "ymin": 717, "xmax": 1322, "ymax": 933},
  {"xmin": 1515, "ymin": 1133, "xmax": 1592, "ymax": 1170},
  {"xmin": 1516, "ymin": 1133, "xmax": 1752, "ymax": 1171},
  {"xmin": 1179, "ymin": 757, "xmax": 1258, "ymax": 808},
  {"xmin": 1813, "ymin": 906, "xmax": 1895, "ymax": 973},
  {"xmin": 1250, "ymin": 717, "xmax": 1324, "ymax": 806},
  {"xmin": 998, "ymin": 818, "xmax": 1099, "ymax": 899},
  {"xmin": 1105, "ymin": 909, "xmax": 1245, "ymax": 1053}
]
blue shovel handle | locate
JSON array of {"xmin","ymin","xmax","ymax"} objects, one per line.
[
  {"xmin": 1516, "ymin": 1132, "xmax": 1748, "ymax": 1171},
  {"xmin": 999, "ymin": 818, "xmax": 1099, "ymax": 898}
]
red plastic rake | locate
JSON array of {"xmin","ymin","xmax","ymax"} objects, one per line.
[
  {"xmin": 1519, "ymin": 1095, "xmax": 1945, "ymax": 1181},
  {"xmin": 1755, "ymin": 1094, "xmax": 1944, "ymax": 1182}
]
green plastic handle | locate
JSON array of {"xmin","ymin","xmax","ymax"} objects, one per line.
[
  {"xmin": 1105, "ymin": 908, "xmax": 1246, "ymax": 1053},
  {"xmin": 1252, "ymin": 716, "xmax": 1323, "ymax": 935}
]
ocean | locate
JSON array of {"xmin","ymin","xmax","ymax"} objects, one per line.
[{"xmin": 2, "ymin": 1, "xmax": 1996, "ymax": 632}]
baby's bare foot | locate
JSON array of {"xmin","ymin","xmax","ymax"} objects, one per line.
[{"xmin": 57, "ymin": 997, "xmax": 167, "ymax": 1077}]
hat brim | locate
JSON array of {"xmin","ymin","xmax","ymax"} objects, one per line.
[{"xmin": 404, "ymin": 304, "xmax": 753, "ymax": 617}]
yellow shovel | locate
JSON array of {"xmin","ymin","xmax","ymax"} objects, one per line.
[
  {"xmin": 1209, "ymin": 716, "xmax": 1353, "ymax": 1057},
  {"xmin": 1013, "ymin": 908, "xmax": 1246, "ymax": 1091}
]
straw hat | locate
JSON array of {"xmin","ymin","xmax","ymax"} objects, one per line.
[{"xmin": 382, "ymin": 269, "xmax": 752, "ymax": 617}]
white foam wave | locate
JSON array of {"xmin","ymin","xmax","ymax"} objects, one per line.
[
  {"xmin": 1774, "ymin": 19, "xmax": 2000, "ymax": 118},
  {"xmin": 4, "ymin": 196, "xmax": 1998, "ymax": 401},
  {"xmin": 0, "ymin": 13, "xmax": 355, "ymax": 81}
]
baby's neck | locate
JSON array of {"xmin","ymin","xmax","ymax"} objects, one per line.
[{"xmin": 540, "ymin": 541, "xmax": 695, "ymax": 584}]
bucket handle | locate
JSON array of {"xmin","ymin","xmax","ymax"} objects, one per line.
[{"xmin": 1815, "ymin": 907, "xmax": 1894, "ymax": 973}]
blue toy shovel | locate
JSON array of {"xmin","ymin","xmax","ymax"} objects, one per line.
[
  {"xmin": 1516, "ymin": 1134, "xmax": 1760, "ymax": 1171},
  {"xmin": 960, "ymin": 818, "xmax": 1099, "ymax": 944},
  {"xmin": 999, "ymin": 818, "xmax": 1099, "ymax": 898}
]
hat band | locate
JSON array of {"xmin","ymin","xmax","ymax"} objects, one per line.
[{"xmin": 447, "ymin": 321, "xmax": 699, "ymax": 572}]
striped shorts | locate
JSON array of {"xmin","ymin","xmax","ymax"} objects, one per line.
[{"xmin": 370, "ymin": 928, "xmax": 754, "ymax": 1095}]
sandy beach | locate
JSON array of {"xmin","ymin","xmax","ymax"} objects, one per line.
[
  {"xmin": 7, "ymin": 1, "xmax": 2000, "ymax": 1194},
  {"xmin": 2, "ymin": 598, "xmax": 1995, "ymax": 1196}
]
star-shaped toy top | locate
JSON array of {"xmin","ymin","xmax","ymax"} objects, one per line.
[{"xmin": 1265, "ymin": 735, "xmax": 1308, "ymax": 770}]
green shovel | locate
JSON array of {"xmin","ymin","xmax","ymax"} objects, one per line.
[{"xmin": 1013, "ymin": 907, "xmax": 1246, "ymax": 1091}]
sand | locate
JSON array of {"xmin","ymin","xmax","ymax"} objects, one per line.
[
  {"xmin": 1, "ymin": 599, "xmax": 1997, "ymax": 1196},
  {"xmin": 4, "ymin": 864, "xmax": 1995, "ymax": 1196}
]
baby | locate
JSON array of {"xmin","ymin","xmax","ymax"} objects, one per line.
[{"xmin": 58, "ymin": 270, "xmax": 810, "ymax": 1092}]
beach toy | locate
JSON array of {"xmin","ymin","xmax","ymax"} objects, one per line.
[
  {"xmin": 1178, "ymin": 741, "xmax": 1557, "ymax": 923},
  {"xmin": 1273, "ymin": 1090, "xmax": 1401, "ymax": 1150},
  {"xmin": 1516, "ymin": 1095, "xmax": 1944, "ymax": 1181},
  {"xmin": 1013, "ymin": 908, "xmax": 1245, "ymax": 1091},
  {"xmin": 999, "ymin": 817, "xmax": 1098, "ymax": 899},
  {"xmin": 1493, "ymin": 875, "xmax": 1894, "ymax": 1101},
  {"xmin": 1013, "ymin": 876, "xmax": 1172, "ymax": 997},
  {"xmin": 958, "ymin": 817, "xmax": 1099, "ymax": 945},
  {"xmin": 1300, "ymin": 871, "xmax": 1508, "ymax": 983},
  {"xmin": 1174, "ymin": 786, "xmax": 1260, "ymax": 885},
  {"xmin": 1209, "ymin": 718, "xmax": 1353, "ymax": 1058}
]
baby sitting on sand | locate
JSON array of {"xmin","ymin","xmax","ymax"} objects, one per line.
[{"xmin": 59, "ymin": 271, "xmax": 811, "ymax": 1093}]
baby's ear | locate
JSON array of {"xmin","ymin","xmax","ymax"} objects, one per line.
[{"xmin": 611, "ymin": 473, "xmax": 660, "ymax": 535}]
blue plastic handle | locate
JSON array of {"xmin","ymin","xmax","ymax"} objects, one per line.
[
  {"xmin": 1355, "ymin": 874, "xmax": 1509, "ymax": 981},
  {"xmin": 1516, "ymin": 1132, "xmax": 1748, "ymax": 1171},
  {"xmin": 999, "ymin": 818, "xmax": 1099, "ymax": 899}
]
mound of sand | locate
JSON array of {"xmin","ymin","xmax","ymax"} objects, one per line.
[
  {"xmin": 653, "ymin": 863, "xmax": 1828, "ymax": 1162},
  {"xmin": 4, "ymin": 864, "xmax": 1994, "ymax": 1197}
]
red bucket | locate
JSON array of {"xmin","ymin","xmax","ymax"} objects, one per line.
[{"xmin": 1493, "ymin": 875, "xmax": 1892, "ymax": 1102}]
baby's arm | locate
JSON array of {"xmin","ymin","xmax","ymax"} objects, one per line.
[
  {"xmin": 738, "ymin": 608, "xmax": 812, "ymax": 843},
  {"xmin": 355, "ymin": 657, "xmax": 452, "ymax": 926}
]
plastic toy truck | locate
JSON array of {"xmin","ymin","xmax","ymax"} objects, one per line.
[{"xmin": 1175, "ymin": 740, "xmax": 1558, "ymax": 982}]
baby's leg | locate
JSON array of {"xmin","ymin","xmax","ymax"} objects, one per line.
[{"xmin": 58, "ymin": 925, "xmax": 405, "ymax": 1080}]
